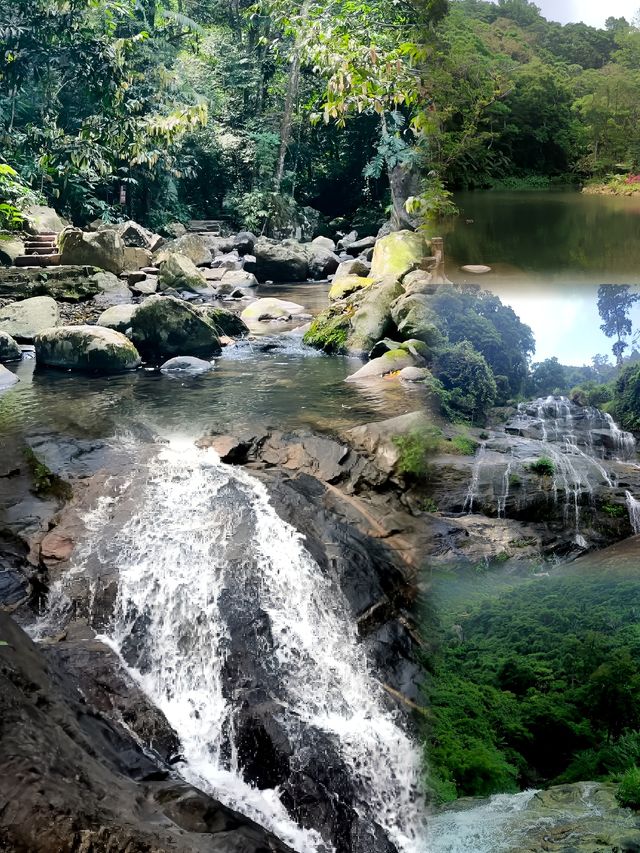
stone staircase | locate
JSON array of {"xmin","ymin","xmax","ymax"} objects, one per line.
[{"xmin": 14, "ymin": 233, "xmax": 61, "ymax": 267}]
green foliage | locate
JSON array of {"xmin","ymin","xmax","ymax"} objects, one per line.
[
  {"xmin": 528, "ymin": 357, "xmax": 568, "ymax": 397},
  {"xmin": 610, "ymin": 362, "xmax": 640, "ymax": 430},
  {"xmin": 601, "ymin": 501, "xmax": 627, "ymax": 518},
  {"xmin": 449, "ymin": 435, "xmax": 478, "ymax": 455},
  {"xmin": 528, "ymin": 457, "xmax": 555, "ymax": 476},
  {"xmin": 426, "ymin": 572, "xmax": 640, "ymax": 799},
  {"xmin": 23, "ymin": 448, "xmax": 73, "ymax": 501},
  {"xmin": 617, "ymin": 767, "xmax": 640, "ymax": 809},
  {"xmin": 433, "ymin": 341, "xmax": 497, "ymax": 423},
  {"xmin": 392, "ymin": 427, "xmax": 442, "ymax": 479}
]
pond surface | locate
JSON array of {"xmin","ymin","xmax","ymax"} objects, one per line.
[{"xmin": 442, "ymin": 190, "xmax": 640, "ymax": 364}]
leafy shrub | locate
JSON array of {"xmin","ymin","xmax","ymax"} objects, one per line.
[
  {"xmin": 432, "ymin": 342, "xmax": 497, "ymax": 424},
  {"xmin": 601, "ymin": 502, "xmax": 627, "ymax": 518},
  {"xmin": 392, "ymin": 427, "xmax": 442, "ymax": 479},
  {"xmin": 450, "ymin": 435, "xmax": 478, "ymax": 456},
  {"xmin": 528, "ymin": 457, "xmax": 555, "ymax": 476},
  {"xmin": 617, "ymin": 767, "xmax": 640, "ymax": 809},
  {"xmin": 24, "ymin": 448, "xmax": 72, "ymax": 500}
]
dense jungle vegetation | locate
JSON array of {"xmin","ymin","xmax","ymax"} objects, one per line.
[{"xmin": 3, "ymin": 0, "xmax": 640, "ymax": 233}]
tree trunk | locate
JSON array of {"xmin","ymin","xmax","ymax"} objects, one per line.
[
  {"xmin": 273, "ymin": 51, "xmax": 301, "ymax": 195},
  {"xmin": 388, "ymin": 161, "xmax": 421, "ymax": 231}
]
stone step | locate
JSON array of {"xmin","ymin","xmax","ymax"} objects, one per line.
[
  {"xmin": 14, "ymin": 254, "xmax": 61, "ymax": 267},
  {"xmin": 25, "ymin": 246, "xmax": 58, "ymax": 255},
  {"xmin": 26, "ymin": 234, "xmax": 58, "ymax": 244}
]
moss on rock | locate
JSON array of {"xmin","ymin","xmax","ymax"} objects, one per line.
[{"xmin": 303, "ymin": 309, "xmax": 351, "ymax": 353}]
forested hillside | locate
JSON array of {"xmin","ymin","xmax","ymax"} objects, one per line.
[{"xmin": 2, "ymin": 0, "xmax": 640, "ymax": 232}]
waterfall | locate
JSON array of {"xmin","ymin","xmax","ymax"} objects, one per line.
[
  {"xmin": 626, "ymin": 491, "xmax": 640, "ymax": 535},
  {"xmin": 463, "ymin": 441, "xmax": 487, "ymax": 513},
  {"xmin": 90, "ymin": 441, "xmax": 424, "ymax": 853}
]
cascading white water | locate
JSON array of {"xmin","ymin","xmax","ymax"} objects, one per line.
[
  {"xmin": 463, "ymin": 441, "xmax": 487, "ymax": 513},
  {"xmin": 92, "ymin": 441, "xmax": 424, "ymax": 853},
  {"xmin": 626, "ymin": 491, "xmax": 640, "ymax": 535}
]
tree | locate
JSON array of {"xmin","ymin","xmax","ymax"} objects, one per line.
[
  {"xmin": 433, "ymin": 341, "xmax": 498, "ymax": 422},
  {"xmin": 597, "ymin": 285, "xmax": 640, "ymax": 366},
  {"xmin": 528, "ymin": 357, "xmax": 567, "ymax": 396}
]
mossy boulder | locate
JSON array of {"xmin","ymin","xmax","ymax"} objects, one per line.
[
  {"xmin": 328, "ymin": 275, "xmax": 375, "ymax": 301},
  {"xmin": 303, "ymin": 308, "xmax": 351, "ymax": 353},
  {"xmin": 0, "ymin": 267, "xmax": 113, "ymax": 302},
  {"xmin": 197, "ymin": 306, "xmax": 249, "ymax": 337},
  {"xmin": 34, "ymin": 325, "xmax": 141, "ymax": 373},
  {"xmin": 158, "ymin": 253, "xmax": 207, "ymax": 293},
  {"xmin": 391, "ymin": 293, "xmax": 443, "ymax": 346},
  {"xmin": 370, "ymin": 230, "xmax": 428, "ymax": 279},
  {"xmin": 0, "ymin": 296, "xmax": 60, "ymax": 341},
  {"xmin": 123, "ymin": 295, "xmax": 221, "ymax": 363},
  {"xmin": 346, "ymin": 277, "xmax": 404, "ymax": 355},
  {"xmin": 0, "ymin": 331, "xmax": 22, "ymax": 363}
]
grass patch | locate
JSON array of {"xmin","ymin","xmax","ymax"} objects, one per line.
[
  {"xmin": 527, "ymin": 457, "xmax": 555, "ymax": 477},
  {"xmin": 617, "ymin": 767, "xmax": 640, "ymax": 809},
  {"xmin": 449, "ymin": 435, "xmax": 478, "ymax": 456},
  {"xmin": 601, "ymin": 502, "xmax": 627, "ymax": 519}
]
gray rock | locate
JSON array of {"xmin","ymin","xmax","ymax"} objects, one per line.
[
  {"xmin": 402, "ymin": 269, "xmax": 434, "ymax": 295},
  {"xmin": 155, "ymin": 233, "xmax": 211, "ymax": 266},
  {"xmin": 96, "ymin": 304, "xmax": 137, "ymax": 334},
  {"xmin": 391, "ymin": 293, "xmax": 442, "ymax": 345},
  {"xmin": 158, "ymin": 253, "xmax": 207, "ymax": 293},
  {"xmin": 162, "ymin": 221, "xmax": 187, "ymax": 238},
  {"xmin": 120, "ymin": 295, "xmax": 221, "ymax": 363},
  {"xmin": 0, "ymin": 236, "xmax": 25, "ymax": 265},
  {"xmin": 306, "ymin": 244, "xmax": 340, "ymax": 280},
  {"xmin": 24, "ymin": 205, "xmax": 68, "ymax": 235},
  {"xmin": 398, "ymin": 365, "xmax": 430, "ymax": 382},
  {"xmin": 130, "ymin": 278, "xmax": 158, "ymax": 295},
  {"xmin": 197, "ymin": 306, "xmax": 249, "ymax": 337},
  {"xmin": 59, "ymin": 227, "xmax": 125, "ymax": 275},
  {"xmin": 220, "ymin": 270, "xmax": 259, "ymax": 288},
  {"xmin": 311, "ymin": 235, "xmax": 336, "ymax": 252},
  {"xmin": 123, "ymin": 246, "xmax": 152, "ymax": 270},
  {"xmin": 0, "ymin": 364, "xmax": 18, "ymax": 389},
  {"xmin": 233, "ymin": 232, "xmax": 257, "ymax": 254},
  {"xmin": 0, "ymin": 266, "xmax": 117, "ymax": 302},
  {"xmin": 252, "ymin": 238, "xmax": 309, "ymax": 282},
  {"xmin": 89, "ymin": 271, "xmax": 132, "ymax": 305},
  {"xmin": 241, "ymin": 298, "xmax": 307, "ymax": 323},
  {"xmin": 34, "ymin": 325, "xmax": 141, "ymax": 373},
  {"xmin": 334, "ymin": 258, "xmax": 371, "ymax": 279},
  {"xmin": 0, "ymin": 331, "xmax": 22, "ymax": 363},
  {"xmin": 337, "ymin": 230, "xmax": 358, "ymax": 251},
  {"xmin": 160, "ymin": 356, "xmax": 215, "ymax": 374},
  {"xmin": 0, "ymin": 296, "xmax": 60, "ymax": 341},
  {"xmin": 347, "ymin": 277, "xmax": 404, "ymax": 355},
  {"xmin": 346, "ymin": 349, "xmax": 418, "ymax": 381},
  {"xmin": 345, "ymin": 235, "xmax": 376, "ymax": 256}
]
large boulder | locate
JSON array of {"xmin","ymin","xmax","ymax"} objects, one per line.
[
  {"xmin": 370, "ymin": 230, "xmax": 428, "ymax": 279},
  {"xmin": 311, "ymin": 235, "xmax": 336, "ymax": 252},
  {"xmin": 219, "ymin": 270, "xmax": 258, "ymax": 288},
  {"xmin": 241, "ymin": 298, "xmax": 307, "ymax": 323},
  {"xmin": 345, "ymin": 235, "xmax": 376, "ymax": 256},
  {"xmin": 59, "ymin": 227, "xmax": 125, "ymax": 275},
  {"xmin": 306, "ymin": 244, "xmax": 340, "ymax": 280},
  {"xmin": 154, "ymin": 233, "xmax": 211, "ymax": 267},
  {"xmin": 347, "ymin": 277, "xmax": 404, "ymax": 355},
  {"xmin": 252, "ymin": 239, "xmax": 309, "ymax": 282},
  {"xmin": 391, "ymin": 293, "xmax": 442, "ymax": 345},
  {"xmin": 158, "ymin": 253, "xmax": 207, "ymax": 293},
  {"xmin": 110, "ymin": 295, "xmax": 221, "ymax": 363},
  {"xmin": 114, "ymin": 220, "xmax": 161, "ymax": 251},
  {"xmin": 0, "ymin": 296, "xmax": 59, "ymax": 341},
  {"xmin": 23, "ymin": 205, "xmax": 68, "ymax": 235},
  {"xmin": 0, "ymin": 332, "xmax": 21, "ymax": 363},
  {"xmin": 34, "ymin": 325, "xmax": 141, "ymax": 373}
]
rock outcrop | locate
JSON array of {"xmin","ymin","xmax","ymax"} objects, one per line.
[{"xmin": 59, "ymin": 227, "xmax": 126, "ymax": 275}]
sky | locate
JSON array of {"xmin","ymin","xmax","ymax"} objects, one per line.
[{"xmin": 501, "ymin": 0, "xmax": 639, "ymax": 27}]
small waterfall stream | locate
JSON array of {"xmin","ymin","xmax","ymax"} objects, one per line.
[{"xmin": 84, "ymin": 441, "xmax": 425, "ymax": 853}]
